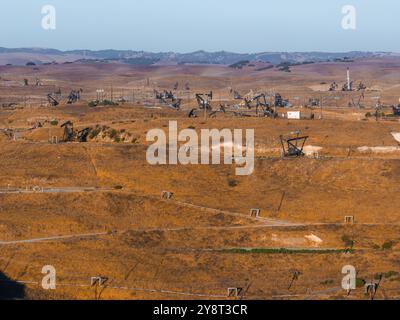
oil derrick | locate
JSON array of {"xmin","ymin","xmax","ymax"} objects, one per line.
[
  {"xmin": 342, "ymin": 68, "xmax": 353, "ymax": 91},
  {"xmin": 342, "ymin": 82, "xmax": 353, "ymax": 91}
]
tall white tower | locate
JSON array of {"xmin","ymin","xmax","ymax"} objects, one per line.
[{"xmin": 347, "ymin": 68, "xmax": 351, "ymax": 91}]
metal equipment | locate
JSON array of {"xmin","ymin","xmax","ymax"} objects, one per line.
[{"xmin": 280, "ymin": 131, "xmax": 309, "ymax": 157}]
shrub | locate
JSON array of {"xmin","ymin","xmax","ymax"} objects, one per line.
[
  {"xmin": 382, "ymin": 241, "xmax": 394, "ymax": 250},
  {"xmin": 356, "ymin": 278, "xmax": 365, "ymax": 288},
  {"xmin": 88, "ymin": 100, "xmax": 98, "ymax": 108},
  {"xmin": 384, "ymin": 271, "xmax": 399, "ymax": 279},
  {"xmin": 228, "ymin": 179, "xmax": 238, "ymax": 187},
  {"xmin": 109, "ymin": 129, "xmax": 118, "ymax": 139},
  {"xmin": 102, "ymin": 99, "xmax": 118, "ymax": 106}
]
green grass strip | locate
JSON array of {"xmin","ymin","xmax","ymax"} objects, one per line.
[{"xmin": 220, "ymin": 248, "xmax": 353, "ymax": 254}]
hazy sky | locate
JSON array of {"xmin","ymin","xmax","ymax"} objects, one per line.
[{"xmin": 0, "ymin": 0, "xmax": 398, "ymax": 52}]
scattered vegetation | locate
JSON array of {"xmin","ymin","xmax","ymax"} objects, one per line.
[
  {"xmin": 229, "ymin": 60, "xmax": 250, "ymax": 69},
  {"xmin": 88, "ymin": 99, "xmax": 119, "ymax": 107},
  {"xmin": 356, "ymin": 278, "xmax": 366, "ymax": 288},
  {"xmin": 276, "ymin": 61, "xmax": 314, "ymax": 72},
  {"xmin": 87, "ymin": 125, "xmax": 135, "ymax": 143},
  {"xmin": 228, "ymin": 179, "xmax": 238, "ymax": 187},
  {"xmin": 320, "ymin": 279, "xmax": 334, "ymax": 285},
  {"xmin": 382, "ymin": 240, "xmax": 394, "ymax": 250},
  {"xmin": 255, "ymin": 65, "xmax": 273, "ymax": 72}
]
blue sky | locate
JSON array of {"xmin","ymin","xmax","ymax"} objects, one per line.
[{"xmin": 0, "ymin": 0, "xmax": 398, "ymax": 52}]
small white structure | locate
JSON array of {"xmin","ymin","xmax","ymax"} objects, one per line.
[
  {"xmin": 227, "ymin": 287, "xmax": 243, "ymax": 297},
  {"xmin": 50, "ymin": 136, "xmax": 58, "ymax": 144},
  {"xmin": 287, "ymin": 111, "xmax": 301, "ymax": 120},
  {"xmin": 161, "ymin": 191, "xmax": 173, "ymax": 200},
  {"xmin": 250, "ymin": 208, "xmax": 261, "ymax": 218},
  {"xmin": 345, "ymin": 216, "xmax": 355, "ymax": 224}
]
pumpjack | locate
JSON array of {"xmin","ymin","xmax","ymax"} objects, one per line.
[
  {"xmin": 154, "ymin": 89, "xmax": 180, "ymax": 110},
  {"xmin": 233, "ymin": 90, "xmax": 242, "ymax": 100},
  {"xmin": 61, "ymin": 121, "xmax": 75, "ymax": 142},
  {"xmin": 274, "ymin": 93, "xmax": 290, "ymax": 107},
  {"xmin": 393, "ymin": 105, "xmax": 400, "ymax": 116},
  {"xmin": 280, "ymin": 131, "xmax": 309, "ymax": 157},
  {"xmin": 187, "ymin": 92, "xmax": 214, "ymax": 118},
  {"xmin": 357, "ymin": 82, "xmax": 367, "ymax": 91},
  {"xmin": 47, "ymin": 94, "xmax": 60, "ymax": 107},
  {"xmin": 244, "ymin": 93, "xmax": 277, "ymax": 117},
  {"xmin": 60, "ymin": 121, "xmax": 91, "ymax": 142},
  {"xmin": 67, "ymin": 89, "xmax": 82, "ymax": 104},
  {"xmin": 329, "ymin": 82, "xmax": 339, "ymax": 91},
  {"xmin": 195, "ymin": 92, "xmax": 213, "ymax": 110},
  {"xmin": 77, "ymin": 128, "xmax": 91, "ymax": 142},
  {"xmin": 169, "ymin": 99, "xmax": 182, "ymax": 110}
]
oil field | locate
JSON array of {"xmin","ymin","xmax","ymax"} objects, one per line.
[
  {"xmin": 2, "ymin": 0, "xmax": 400, "ymax": 304},
  {"xmin": 1, "ymin": 53, "xmax": 400, "ymax": 300}
]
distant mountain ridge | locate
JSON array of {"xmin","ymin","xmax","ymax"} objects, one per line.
[{"xmin": 0, "ymin": 47, "xmax": 393, "ymax": 66}]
